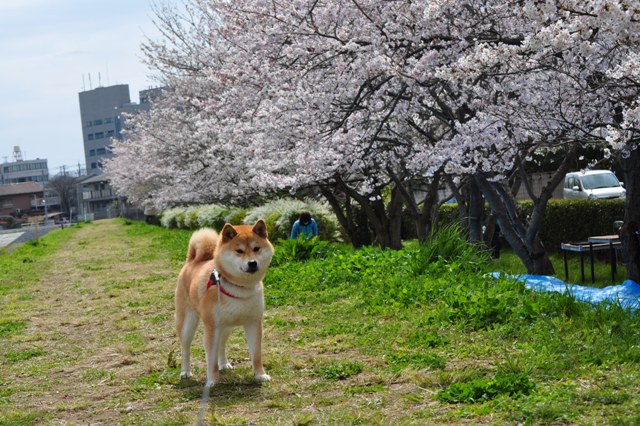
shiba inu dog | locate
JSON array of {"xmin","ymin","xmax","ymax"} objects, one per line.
[{"xmin": 175, "ymin": 220, "xmax": 274, "ymax": 386}]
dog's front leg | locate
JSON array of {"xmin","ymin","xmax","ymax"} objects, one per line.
[
  {"xmin": 204, "ymin": 320, "xmax": 220, "ymax": 387},
  {"xmin": 244, "ymin": 320, "xmax": 270, "ymax": 382}
]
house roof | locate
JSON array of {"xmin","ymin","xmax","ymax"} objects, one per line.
[{"xmin": 0, "ymin": 182, "xmax": 44, "ymax": 197}]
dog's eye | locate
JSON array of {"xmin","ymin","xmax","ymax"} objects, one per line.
[
  {"xmin": 253, "ymin": 247, "xmax": 260, "ymax": 253},
  {"xmin": 235, "ymin": 249, "xmax": 244, "ymax": 254}
]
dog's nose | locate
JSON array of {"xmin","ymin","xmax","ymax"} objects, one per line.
[{"xmin": 247, "ymin": 260, "xmax": 258, "ymax": 273}]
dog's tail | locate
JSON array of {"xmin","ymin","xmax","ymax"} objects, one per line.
[{"xmin": 186, "ymin": 228, "xmax": 218, "ymax": 262}]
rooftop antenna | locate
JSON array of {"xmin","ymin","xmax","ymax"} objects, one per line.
[{"xmin": 98, "ymin": 72, "xmax": 102, "ymax": 87}]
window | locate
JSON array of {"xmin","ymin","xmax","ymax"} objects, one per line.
[
  {"xmin": 105, "ymin": 117, "xmax": 113, "ymax": 124},
  {"xmin": 93, "ymin": 119, "xmax": 103, "ymax": 126},
  {"xmin": 91, "ymin": 162, "xmax": 98, "ymax": 169},
  {"xmin": 95, "ymin": 132, "xmax": 104, "ymax": 139},
  {"xmin": 88, "ymin": 134, "xmax": 94, "ymax": 141},
  {"xmin": 106, "ymin": 130, "xmax": 115, "ymax": 138},
  {"xmin": 89, "ymin": 149, "xmax": 95, "ymax": 156},
  {"xmin": 96, "ymin": 148, "xmax": 106, "ymax": 155},
  {"xmin": 86, "ymin": 121, "xmax": 93, "ymax": 127},
  {"xmin": 582, "ymin": 173, "xmax": 619, "ymax": 190}
]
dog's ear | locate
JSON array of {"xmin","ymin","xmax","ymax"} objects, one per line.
[
  {"xmin": 221, "ymin": 223, "xmax": 238, "ymax": 242},
  {"xmin": 252, "ymin": 219, "xmax": 268, "ymax": 239}
]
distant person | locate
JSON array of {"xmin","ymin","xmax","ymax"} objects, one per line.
[
  {"xmin": 290, "ymin": 211, "xmax": 319, "ymax": 239},
  {"xmin": 491, "ymin": 224, "xmax": 501, "ymax": 259}
]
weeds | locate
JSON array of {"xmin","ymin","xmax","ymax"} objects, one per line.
[
  {"xmin": 272, "ymin": 236, "xmax": 332, "ymax": 265},
  {"xmin": 438, "ymin": 372, "xmax": 536, "ymax": 403},
  {"xmin": 314, "ymin": 360, "xmax": 364, "ymax": 380}
]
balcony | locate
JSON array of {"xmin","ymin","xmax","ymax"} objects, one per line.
[
  {"xmin": 31, "ymin": 196, "xmax": 61, "ymax": 208},
  {"xmin": 82, "ymin": 188, "xmax": 115, "ymax": 201}
]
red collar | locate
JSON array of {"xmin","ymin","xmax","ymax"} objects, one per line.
[{"xmin": 207, "ymin": 268, "xmax": 241, "ymax": 299}]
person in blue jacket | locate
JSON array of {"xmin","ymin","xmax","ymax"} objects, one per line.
[{"xmin": 290, "ymin": 211, "xmax": 319, "ymax": 239}]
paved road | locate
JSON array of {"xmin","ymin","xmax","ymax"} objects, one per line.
[{"xmin": 0, "ymin": 224, "xmax": 60, "ymax": 248}]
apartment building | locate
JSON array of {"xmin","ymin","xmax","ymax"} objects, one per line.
[{"xmin": 77, "ymin": 84, "xmax": 160, "ymax": 219}]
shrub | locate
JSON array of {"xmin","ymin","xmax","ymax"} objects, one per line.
[
  {"xmin": 272, "ymin": 236, "xmax": 332, "ymax": 265},
  {"xmin": 527, "ymin": 199, "xmax": 625, "ymax": 251},
  {"xmin": 183, "ymin": 206, "xmax": 201, "ymax": 230},
  {"xmin": 159, "ymin": 207, "xmax": 186, "ymax": 229},
  {"xmin": 196, "ymin": 204, "xmax": 231, "ymax": 231},
  {"xmin": 243, "ymin": 198, "xmax": 339, "ymax": 241},
  {"xmin": 224, "ymin": 207, "xmax": 247, "ymax": 226},
  {"xmin": 438, "ymin": 198, "xmax": 625, "ymax": 252}
]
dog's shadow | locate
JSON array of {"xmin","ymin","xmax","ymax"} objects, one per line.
[{"xmin": 175, "ymin": 369, "xmax": 266, "ymax": 402}]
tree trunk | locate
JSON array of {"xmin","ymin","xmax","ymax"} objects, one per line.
[
  {"xmin": 319, "ymin": 186, "xmax": 372, "ymax": 247},
  {"xmin": 467, "ymin": 179, "xmax": 484, "ymax": 244},
  {"xmin": 365, "ymin": 186, "xmax": 403, "ymax": 250},
  {"xmin": 385, "ymin": 186, "xmax": 404, "ymax": 249},
  {"xmin": 389, "ymin": 169, "xmax": 441, "ymax": 244},
  {"xmin": 473, "ymin": 174, "xmax": 554, "ymax": 275},
  {"xmin": 621, "ymin": 149, "xmax": 640, "ymax": 283},
  {"xmin": 329, "ymin": 177, "xmax": 404, "ymax": 250}
]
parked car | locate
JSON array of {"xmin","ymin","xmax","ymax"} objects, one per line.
[{"xmin": 563, "ymin": 170, "xmax": 626, "ymax": 200}]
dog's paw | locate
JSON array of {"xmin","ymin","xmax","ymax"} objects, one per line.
[
  {"xmin": 179, "ymin": 371, "xmax": 192, "ymax": 380},
  {"xmin": 219, "ymin": 362, "xmax": 233, "ymax": 371},
  {"xmin": 254, "ymin": 373, "xmax": 271, "ymax": 382}
]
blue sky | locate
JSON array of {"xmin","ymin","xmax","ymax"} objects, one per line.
[{"xmin": 0, "ymin": 0, "xmax": 172, "ymax": 173}]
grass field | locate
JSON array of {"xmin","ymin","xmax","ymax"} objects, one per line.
[{"xmin": 1, "ymin": 219, "xmax": 640, "ymax": 425}]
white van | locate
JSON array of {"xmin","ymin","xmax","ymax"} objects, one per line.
[{"xmin": 563, "ymin": 170, "xmax": 626, "ymax": 200}]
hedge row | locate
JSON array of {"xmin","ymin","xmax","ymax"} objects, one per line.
[
  {"xmin": 438, "ymin": 199, "xmax": 625, "ymax": 252},
  {"xmin": 161, "ymin": 198, "xmax": 625, "ymax": 251},
  {"xmin": 159, "ymin": 198, "xmax": 340, "ymax": 242}
]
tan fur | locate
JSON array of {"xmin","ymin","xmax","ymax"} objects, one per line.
[{"xmin": 175, "ymin": 220, "xmax": 274, "ymax": 386}]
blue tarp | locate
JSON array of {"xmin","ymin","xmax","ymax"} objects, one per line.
[{"xmin": 492, "ymin": 273, "xmax": 640, "ymax": 311}]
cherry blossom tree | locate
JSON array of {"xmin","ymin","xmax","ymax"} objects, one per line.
[
  {"xmin": 106, "ymin": 0, "xmax": 640, "ymax": 279},
  {"xmin": 404, "ymin": 0, "xmax": 640, "ymax": 275}
]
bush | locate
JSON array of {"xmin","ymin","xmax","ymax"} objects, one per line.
[
  {"xmin": 438, "ymin": 199, "xmax": 625, "ymax": 252},
  {"xmin": 183, "ymin": 206, "xmax": 200, "ymax": 230},
  {"xmin": 243, "ymin": 198, "xmax": 339, "ymax": 241},
  {"xmin": 524, "ymin": 199, "xmax": 625, "ymax": 251},
  {"xmin": 272, "ymin": 236, "xmax": 332, "ymax": 265},
  {"xmin": 196, "ymin": 204, "xmax": 231, "ymax": 231},
  {"xmin": 158, "ymin": 199, "xmax": 339, "ymax": 242},
  {"xmin": 224, "ymin": 207, "xmax": 247, "ymax": 226},
  {"xmin": 159, "ymin": 207, "xmax": 186, "ymax": 229}
]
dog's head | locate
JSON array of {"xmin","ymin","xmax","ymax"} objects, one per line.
[{"xmin": 215, "ymin": 219, "xmax": 274, "ymax": 286}]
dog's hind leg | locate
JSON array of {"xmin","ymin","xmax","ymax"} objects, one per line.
[{"xmin": 177, "ymin": 305, "xmax": 199, "ymax": 379}]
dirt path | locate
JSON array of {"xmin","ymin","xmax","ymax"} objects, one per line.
[{"xmin": 2, "ymin": 220, "xmax": 184, "ymax": 424}]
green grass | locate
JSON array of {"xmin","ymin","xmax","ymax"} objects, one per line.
[
  {"xmin": 494, "ymin": 247, "xmax": 628, "ymax": 288},
  {"xmin": 1, "ymin": 219, "xmax": 640, "ymax": 424}
]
